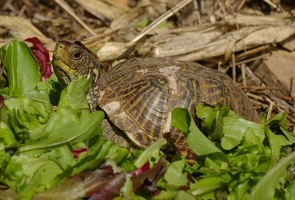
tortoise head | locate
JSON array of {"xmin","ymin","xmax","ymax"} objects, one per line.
[{"xmin": 52, "ymin": 40, "xmax": 101, "ymax": 111}]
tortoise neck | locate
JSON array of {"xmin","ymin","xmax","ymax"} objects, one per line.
[{"xmin": 86, "ymin": 59, "xmax": 101, "ymax": 112}]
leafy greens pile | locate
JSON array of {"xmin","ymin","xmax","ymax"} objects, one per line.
[{"xmin": 1, "ymin": 40, "xmax": 295, "ymax": 200}]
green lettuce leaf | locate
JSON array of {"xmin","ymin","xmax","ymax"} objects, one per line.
[
  {"xmin": 248, "ymin": 151, "xmax": 295, "ymax": 200},
  {"xmin": 0, "ymin": 122, "xmax": 17, "ymax": 149},
  {"xmin": 171, "ymin": 107, "xmax": 228, "ymax": 162},
  {"xmin": 1, "ymin": 40, "xmax": 41, "ymax": 98},
  {"xmin": 17, "ymin": 159, "xmax": 63, "ymax": 199},
  {"xmin": 4, "ymin": 97, "xmax": 52, "ymax": 138},
  {"xmin": 134, "ymin": 138, "xmax": 166, "ymax": 168},
  {"xmin": 163, "ymin": 160, "xmax": 188, "ymax": 190},
  {"xmin": 221, "ymin": 117, "xmax": 264, "ymax": 150},
  {"xmin": 57, "ymin": 75, "xmax": 90, "ymax": 110},
  {"xmin": 18, "ymin": 108, "xmax": 104, "ymax": 153}
]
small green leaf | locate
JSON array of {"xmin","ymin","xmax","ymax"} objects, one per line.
[
  {"xmin": 164, "ymin": 160, "xmax": 188, "ymax": 190},
  {"xmin": 134, "ymin": 138, "xmax": 166, "ymax": 168},
  {"xmin": 0, "ymin": 122, "xmax": 17, "ymax": 148},
  {"xmin": 57, "ymin": 76, "xmax": 91, "ymax": 110},
  {"xmin": 171, "ymin": 107, "xmax": 190, "ymax": 135},
  {"xmin": 152, "ymin": 191, "xmax": 178, "ymax": 200},
  {"xmin": 174, "ymin": 190, "xmax": 196, "ymax": 200},
  {"xmin": 221, "ymin": 116, "xmax": 264, "ymax": 150},
  {"xmin": 136, "ymin": 19, "xmax": 152, "ymax": 28},
  {"xmin": 264, "ymin": 112, "xmax": 287, "ymax": 128},
  {"xmin": 171, "ymin": 105, "xmax": 228, "ymax": 162},
  {"xmin": 195, "ymin": 103, "xmax": 215, "ymax": 120},
  {"xmin": 187, "ymin": 119, "xmax": 226, "ymax": 158},
  {"xmin": 265, "ymin": 127, "xmax": 292, "ymax": 160},
  {"xmin": 191, "ymin": 176, "xmax": 224, "ymax": 196}
]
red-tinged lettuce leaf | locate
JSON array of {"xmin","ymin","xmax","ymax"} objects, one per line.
[
  {"xmin": 25, "ymin": 37, "xmax": 52, "ymax": 81},
  {"xmin": 131, "ymin": 162, "xmax": 149, "ymax": 176},
  {"xmin": 72, "ymin": 148, "xmax": 88, "ymax": 160},
  {"xmin": 32, "ymin": 166, "xmax": 126, "ymax": 200},
  {"xmin": 45, "ymin": 140, "xmax": 127, "ymax": 192},
  {"xmin": 32, "ymin": 157, "xmax": 166, "ymax": 200},
  {"xmin": 131, "ymin": 157, "xmax": 166, "ymax": 193},
  {"xmin": 87, "ymin": 171, "xmax": 126, "ymax": 200},
  {"xmin": 0, "ymin": 65, "xmax": 6, "ymax": 107},
  {"xmin": 0, "ymin": 95, "xmax": 4, "ymax": 107}
]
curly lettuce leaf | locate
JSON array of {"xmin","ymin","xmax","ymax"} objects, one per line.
[
  {"xmin": 0, "ymin": 122, "xmax": 17, "ymax": 149},
  {"xmin": 33, "ymin": 157, "xmax": 166, "ymax": 200},
  {"xmin": 4, "ymin": 97, "xmax": 52, "ymax": 138},
  {"xmin": 17, "ymin": 159, "xmax": 63, "ymax": 199},
  {"xmin": 0, "ymin": 40, "xmax": 127, "ymax": 200},
  {"xmin": 172, "ymin": 104, "xmax": 295, "ymax": 199},
  {"xmin": 18, "ymin": 108, "xmax": 104, "ymax": 153}
]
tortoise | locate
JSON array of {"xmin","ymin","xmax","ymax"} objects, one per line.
[{"xmin": 51, "ymin": 40, "xmax": 260, "ymax": 160}]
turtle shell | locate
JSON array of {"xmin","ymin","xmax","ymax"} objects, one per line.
[
  {"xmin": 97, "ymin": 57, "xmax": 260, "ymax": 151},
  {"xmin": 52, "ymin": 40, "xmax": 260, "ymax": 160}
]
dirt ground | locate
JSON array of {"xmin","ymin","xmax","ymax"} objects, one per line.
[{"xmin": 1, "ymin": 0, "xmax": 295, "ymax": 126}]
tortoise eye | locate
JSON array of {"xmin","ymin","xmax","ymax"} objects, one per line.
[{"xmin": 71, "ymin": 51, "xmax": 83, "ymax": 59}]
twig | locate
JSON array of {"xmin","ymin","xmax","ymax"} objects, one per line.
[
  {"xmin": 241, "ymin": 63, "xmax": 246, "ymax": 87},
  {"xmin": 54, "ymin": 0, "xmax": 97, "ymax": 37},
  {"xmin": 232, "ymin": 54, "xmax": 236, "ymax": 83},
  {"xmin": 236, "ymin": 0, "xmax": 247, "ymax": 11},
  {"xmin": 235, "ymin": 45, "xmax": 270, "ymax": 60},
  {"xmin": 273, "ymin": 93, "xmax": 294, "ymax": 102},
  {"xmin": 230, "ymin": 53, "xmax": 270, "ymax": 66},
  {"xmin": 194, "ymin": 0, "xmax": 201, "ymax": 24},
  {"xmin": 247, "ymin": 92, "xmax": 265, "ymax": 102},
  {"xmin": 290, "ymin": 78, "xmax": 293, "ymax": 97},
  {"xmin": 267, "ymin": 101, "xmax": 275, "ymax": 120},
  {"xmin": 240, "ymin": 86, "xmax": 282, "ymax": 91},
  {"xmin": 127, "ymin": 0, "xmax": 193, "ymax": 47},
  {"xmin": 262, "ymin": 0, "xmax": 282, "ymax": 12},
  {"xmin": 18, "ymin": 5, "xmax": 26, "ymax": 17}
]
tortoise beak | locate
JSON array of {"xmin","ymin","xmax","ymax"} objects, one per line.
[
  {"xmin": 52, "ymin": 41, "xmax": 74, "ymax": 73},
  {"xmin": 52, "ymin": 40, "xmax": 78, "ymax": 86}
]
